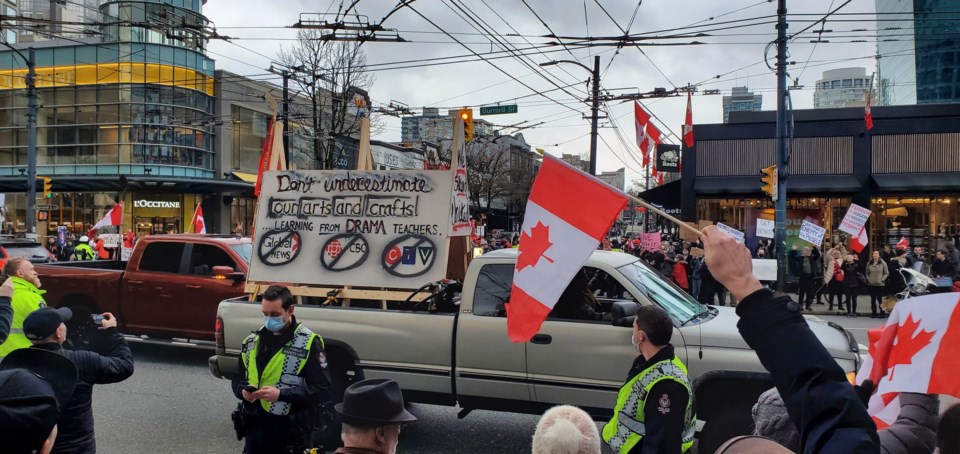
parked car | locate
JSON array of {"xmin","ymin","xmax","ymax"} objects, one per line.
[
  {"xmin": 35, "ymin": 234, "xmax": 251, "ymax": 344},
  {"xmin": 0, "ymin": 239, "xmax": 56, "ymax": 268},
  {"xmin": 209, "ymin": 249, "xmax": 861, "ymax": 452}
]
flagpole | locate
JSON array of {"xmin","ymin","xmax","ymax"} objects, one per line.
[{"xmin": 625, "ymin": 193, "xmax": 701, "ymax": 239}]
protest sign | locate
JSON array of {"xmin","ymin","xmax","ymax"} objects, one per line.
[
  {"xmin": 799, "ymin": 219, "xmax": 827, "ymax": 245},
  {"xmin": 248, "ymin": 170, "xmax": 453, "ymax": 288},
  {"xmin": 752, "ymin": 259, "xmax": 777, "ymax": 281},
  {"xmin": 640, "ymin": 232, "xmax": 662, "ymax": 251},
  {"xmin": 120, "ymin": 247, "xmax": 133, "ymax": 262},
  {"xmin": 680, "ymin": 222, "xmax": 700, "ymax": 242},
  {"xmin": 448, "ymin": 118, "xmax": 471, "ymax": 236},
  {"xmin": 98, "ymin": 233, "xmax": 120, "ymax": 248},
  {"xmin": 689, "ymin": 247, "xmax": 704, "ymax": 258},
  {"xmin": 717, "ymin": 223, "xmax": 745, "ymax": 243},
  {"xmin": 838, "ymin": 203, "xmax": 872, "ymax": 236},
  {"xmin": 756, "ymin": 219, "xmax": 775, "ymax": 239}
]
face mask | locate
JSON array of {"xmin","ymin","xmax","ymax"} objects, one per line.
[
  {"xmin": 264, "ymin": 315, "xmax": 286, "ymax": 332},
  {"xmin": 631, "ymin": 331, "xmax": 641, "ymax": 353}
]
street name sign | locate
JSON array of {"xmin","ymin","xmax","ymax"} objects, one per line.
[{"xmin": 480, "ymin": 105, "xmax": 518, "ymax": 115}]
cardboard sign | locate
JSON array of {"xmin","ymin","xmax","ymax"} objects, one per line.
[
  {"xmin": 680, "ymin": 222, "xmax": 700, "ymax": 243},
  {"xmin": 690, "ymin": 247, "xmax": 704, "ymax": 258},
  {"xmin": 449, "ymin": 117, "xmax": 471, "ymax": 236},
  {"xmin": 248, "ymin": 170, "xmax": 453, "ymax": 288},
  {"xmin": 698, "ymin": 220, "xmax": 713, "ymax": 230},
  {"xmin": 717, "ymin": 223, "xmax": 745, "ymax": 243},
  {"xmin": 120, "ymin": 247, "xmax": 133, "ymax": 262},
  {"xmin": 753, "ymin": 259, "xmax": 777, "ymax": 281},
  {"xmin": 98, "ymin": 233, "xmax": 120, "ymax": 248},
  {"xmin": 799, "ymin": 219, "xmax": 827, "ymax": 246},
  {"xmin": 756, "ymin": 219, "xmax": 775, "ymax": 239},
  {"xmin": 838, "ymin": 203, "xmax": 872, "ymax": 236},
  {"xmin": 639, "ymin": 232, "xmax": 662, "ymax": 252}
]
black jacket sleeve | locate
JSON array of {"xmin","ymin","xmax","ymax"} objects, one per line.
[
  {"xmin": 736, "ymin": 289, "xmax": 879, "ymax": 453},
  {"xmin": 278, "ymin": 336, "xmax": 333, "ymax": 409},
  {"xmin": 88, "ymin": 327, "xmax": 135, "ymax": 384},
  {"xmin": 634, "ymin": 380, "xmax": 689, "ymax": 454},
  {"xmin": 0, "ymin": 296, "xmax": 11, "ymax": 344}
]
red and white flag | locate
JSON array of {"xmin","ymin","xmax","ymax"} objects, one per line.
[
  {"xmin": 89, "ymin": 203, "xmax": 123, "ymax": 237},
  {"xmin": 508, "ymin": 154, "xmax": 628, "ymax": 342},
  {"xmin": 896, "ymin": 237, "xmax": 909, "ymax": 250},
  {"xmin": 254, "ymin": 117, "xmax": 287, "ymax": 197},
  {"xmin": 683, "ymin": 92, "xmax": 694, "ymax": 148},
  {"xmin": 856, "ymin": 292, "xmax": 960, "ymax": 428},
  {"xmin": 865, "ymin": 92, "xmax": 874, "ymax": 131},
  {"xmin": 192, "ymin": 204, "xmax": 206, "ymax": 234},
  {"xmin": 850, "ymin": 226, "xmax": 868, "ymax": 253},
  {"xmin": 634, "ymin": 102, "xmax": 661, "ymax": 168}
]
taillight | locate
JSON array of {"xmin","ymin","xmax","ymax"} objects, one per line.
[{"xmin": 215, "ymin": 316, "xmax": 224, "ymax": 349}]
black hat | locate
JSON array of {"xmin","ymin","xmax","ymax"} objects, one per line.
[
  {"xmin": 0, "ymin": 348, "xmax": 78, "ymax": 452},
  {"xmin": 23, "ymin": 307, "xmax": 72, "ymax": 340},
  {"xmin": 334, "ymin": 379, "xmax": 417, "ymax": 427}
]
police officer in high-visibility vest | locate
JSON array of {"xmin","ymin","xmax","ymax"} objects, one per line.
[
  {"xmin": 603, "ymin": 305, "xmax": 696, "ymax": 454},
  {"xmin": 236, "ymin": 285, "xmax": 332, "ymax": 454},
  {"xmin": 73, "ymin": 236, "xmax": 95, "ymax": 261}
]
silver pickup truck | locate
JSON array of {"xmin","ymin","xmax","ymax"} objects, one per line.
[{"xmin": 209, "ymin": 249, "xmax": 861, "ymax": 452}]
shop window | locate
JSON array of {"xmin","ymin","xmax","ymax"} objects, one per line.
[
  {"xmin": 139, "ymin": 242, "xmax": 185, "ymax": 274},
  {"xmin": 189, "ymin": 244, "xmax": 237, "ymax": 275}
]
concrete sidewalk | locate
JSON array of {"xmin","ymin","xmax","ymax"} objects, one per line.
[{"xmin": 709, "ymin": 294, "xmax": 887, "ymax": 318}]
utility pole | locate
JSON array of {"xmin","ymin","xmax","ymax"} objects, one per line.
[
  {"xmin": 588, "ymin": 55, "xmax": 600, "ymax": 176},
  {"xmin": 281, "ymin": 69, "xmax": 290, "ymax": 169},
  {"xmin": 775, "ymin": 0, "xmax": 789, "ymax": 290},
  {"xmin": 311, "ymin": 73, "xmax": 321, "ymax": 169},
  {"xmin": 26, "ymin": 48, "xmax": 37, "ymax": 235}
]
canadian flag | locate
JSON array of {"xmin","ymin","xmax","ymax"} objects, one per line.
[
  {"xmin": 192, "ymin": 203, "xmax": 206, "ymax": 234},
  {"xmin": 850, "ymin": 226, "xmax": 868, "ymax": 253},
  {"xmin": 856, "ymin": 292, "xmax": 960, "ymax": 428},
  {"xmin": 634, "ymin": 102, "xmax": 661, "ymax": 168},
  {"xmin": 508, "ymin": 154, "xmax": 628, "ymax": 342},
  {"xmin": 865, "ymin": 92, "xmax": 874, "ymax": 131},
  {"xmin": 896, "ymin": 236, "xmax": 909, "ymax": 250},
  {"xmin": 88, "ymin": 203, "xmax": 123, "ymax": 237},
  {"xmin": 254, "ymin": 118, "xmax": 287, "ymax": 197},
  {"xmin": 683, "ymin": 92, "xmax": 694, "ymax": 148}
]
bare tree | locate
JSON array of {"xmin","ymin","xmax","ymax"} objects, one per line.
[
  {"xmin": 277, "ymin": 29, "xmax": 378, "ymax": 169},
  {"xmin": 465, "ymin": 139, "xmax": 512, "ymax": 214}
]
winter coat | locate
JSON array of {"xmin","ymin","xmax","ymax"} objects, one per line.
[
  {"xmin": 877, "ymin": 393, "xmax": 939, "ymax": 454},
  {"xmin": 736, "ymin": 289, "xmax": 880, "ymax": 452},
  {"xmin": 34, "ymin": 328, "xmax": 135, "ymax": 454},
  {"xmin": 673, "ymin": 261, "xmax": 689, "ymax": 290},
  {"xmin": 841, "ymin": 262, "xmax": 860, "ymax": 289},
  {"xmin": 866, "ymin": 260, "xmax": 889, "ymax": 287},
  {"xmin": 824, "ymin": 258, "xmax": 843, "ymax": 285},
  {"xmin": 789, "ymin": 251, "xmax": 823, "ymax": 278},
  {"xmin": 930, "ymin": 258, "xmax": 954, "ymax": 278},
  {"xmin": 886, "ymin": 258, "xmax": 908, "ymax": 295}
]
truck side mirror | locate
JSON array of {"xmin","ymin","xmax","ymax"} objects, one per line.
[
  {"xmin": 611, "ymin": 300, "xmax": 639, "ymax": 327},
  {"xmin": 213, "ymin": 266, "xmax": 245, "ymax": 282}
]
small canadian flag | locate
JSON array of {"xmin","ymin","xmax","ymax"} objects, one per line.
[
  {"xmin": 850, "ymin": 226, "xmax": 868, "ymax": 253},
  {"xmin": 192, "ymin": 203, "xmax": 206, "ymax": 234}
]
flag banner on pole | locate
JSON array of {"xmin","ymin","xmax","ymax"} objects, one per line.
[
  {"xmin": 865, "ymin": 93, "xmax": 874, "ymax": 131},
  {"xmin": 192, "ymin": 203, "xmax": 206, "ymax": 234},
  {"xmin": 255, "ymin": 117, "xmax": 276, "ymax": 197},
  {"xmin": 850, "ymin": 226, "xmax": 868, "ymax": 253},
  {"xmin": 683, "ymin": 92, "xmax": 694, "ymax": 148},
  {"xmin": 634, "ymin": 102, "xmax": 661, "ymax": 168},
  {"xmin": 89, "ymin": 203, "xmax": 123, "ymax": 238},
  {"xmin": 508, "ymin": 154, "xmax": 628, "ymax": 342},
  {"xmin": 856, "ymin": 292, "xmax": 960, "ymax": 428}
]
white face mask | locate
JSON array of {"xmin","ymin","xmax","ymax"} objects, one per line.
[{"xmin": 631, "ymin": 331, "xmax": 641, "ymax": 353}]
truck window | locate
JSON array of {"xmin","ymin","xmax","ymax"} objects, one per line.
[
  {"xmin": 190, "ymin": 244, "xmax": 237, "ymax": 276},
  {"xmin": 473, "ymin": 264, "xmax": 513, "ymax": 317},
  {"xmin": 139, "ymin": 242, "xmax": 185, "ymax": 274},
  {"xmin": 549, "ymin": 267, "xmax": 614, "ymax": 323}
]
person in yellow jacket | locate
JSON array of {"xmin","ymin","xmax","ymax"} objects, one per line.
[
  {"xmin": 0, "ymin": 257, "xmax": 47, "ymax": 359},
  {"xmin": 603, "ymin": 305, "xmax": 696, "ymax": 454},
  {"xmin": 235, "ymin": 285, "xmax": 333, "ymax": 454}
]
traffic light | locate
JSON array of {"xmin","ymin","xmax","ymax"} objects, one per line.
[
  {"xmin": 459, "ymin": 108, "xmax": 474, "ymax": 142},
  {"xmin": 760, "ymin": 165, "xmax": 777, "ymax": 200},
  {"xmin": 41, "ymin": 176, "xmax": 52, "ymax": 198}
]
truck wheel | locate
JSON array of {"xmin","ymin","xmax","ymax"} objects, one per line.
[{"xmin": 697, "ymin": 398, "xmax": 755, "ymax": 453}]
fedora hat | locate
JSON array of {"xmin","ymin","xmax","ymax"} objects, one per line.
[{"xmin": 335, "ymin": 379, "xmax": 417, "ymax": 427}]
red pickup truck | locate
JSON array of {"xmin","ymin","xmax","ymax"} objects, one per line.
[{"xmin": 35, "ymin": 234, "xmax": 252, "ymax": 343}]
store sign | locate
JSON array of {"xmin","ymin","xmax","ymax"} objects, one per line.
[
  {"xmin": 371, "ymin": 146, "xmax": 425, "ymax": 170},
  {"xmin": 134, "ymin": 200, "xmax": 181, "ymax": 209},
  {"xmin": 656, "ymin": 144, "xmax": 681, "ymax": 173}
]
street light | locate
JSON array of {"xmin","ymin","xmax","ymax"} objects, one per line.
[{"xmin": 539, "ymin": 56, "xmax": 601, "ymax": 175}]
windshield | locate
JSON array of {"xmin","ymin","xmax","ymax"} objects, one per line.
[
  {"xmin": 231, "ymin": 243, "xmax": 252, "ymax": 263},
  {"xmin": 617, "ymin": 261, "xmax": 703, "ymax": 323},
  {"xmin": 4, "ymin": 244, "xmax": 52, "ymax": 262}
]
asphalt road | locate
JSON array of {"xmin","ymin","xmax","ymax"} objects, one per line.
[{"xmin": 88, "ymin": 314, "xmax": 945, "ymax": 454}]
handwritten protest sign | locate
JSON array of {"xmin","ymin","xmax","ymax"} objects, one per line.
[
  {"xmin": 640, "ymin": 232, "xmax": 662, "ymax": 251},
  {"xmin": 449, "ymin": 118, "xmax": 471, "ymax": 236},
  {"xmin": 690, "ymin": 247, "xmax": 704, "ymax": 258},
  {"xmin": 680, "ymin": 222, "xmax": 700, "ymax": 242},
  {"xmin": 799, "ymin": 219, "xmax": 827, "ymax": 245},
  {"xmin": 753, "ymin": 259, "xmax": 777, "ymax": 281},
  {"xmin": 838, "ymin": 203, "xmax": 872, "ymax": 236},
  {"xmin": 756, "ymin": 219, "xmax": 775, "ymax": 239},
  {"xmin": 249, "ymin": 170, "xmax": 453, "ymax": 288},
  {"xmin": 717, "ymin": 223, "xmax": 745, "ymax": 243}
]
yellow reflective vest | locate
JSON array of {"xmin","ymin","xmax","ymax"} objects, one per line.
[
  {"xmin": 602, "ymin": 355, "xmax": 696, "ymax": 454},
  {"xmin": 0, "ymin": 277, "xmax": 47, "ymax": 358},
  {"xmin": 241, "ymin": 323, "xmax": 322, "ymax": 415},
  {"xmin": 74, "ymin": 243, "xmax": 95, "ymax": 261}
]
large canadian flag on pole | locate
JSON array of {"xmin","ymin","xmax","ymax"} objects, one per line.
[
  {"xmin": 634, "ymin": 102, "xmax": 661, "ymax": 168},
  {"xmin": 191, "ymin": 203, "xmax": 206, "ymax": 234},
  {"xmin": 88, "ymin": 203, "xmax": 122, "ymax": 237},
  {"xmin": 254, "ymin": 117, "xmax": 287, "ymax": 197},
  {"xmin": 856, "ymin": 292, "xmax": 960, "ymax": 428},
  {"xmin": 507, "ymin": 154, "xmax": 628, "ymax": 342}
]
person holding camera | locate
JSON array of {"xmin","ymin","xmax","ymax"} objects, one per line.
[{"xmin": 22, "ymin": 307, "xmax": 134, "ymax": 454}]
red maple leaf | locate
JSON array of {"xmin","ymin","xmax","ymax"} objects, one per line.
[
  {"xmin": 887, "ymin": 314, "xmax": 936, "ymax": 380},
  {"xmin": 516, "ymin": 221, "xmax": 554, "ymax": 271}
]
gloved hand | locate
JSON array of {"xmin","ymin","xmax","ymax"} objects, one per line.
[{"xmin": 854, "ymin": 379, "xmax": 874, "ymax": 407}]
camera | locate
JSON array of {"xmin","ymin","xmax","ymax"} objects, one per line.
[{"xmin": 91, "ymin": 314, "xmax": 105, "ymax": 326}]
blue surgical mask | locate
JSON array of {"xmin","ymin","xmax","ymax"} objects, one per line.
[{"xmin": 264, "ymin": 315, "xmax": 286, "ymax": 332}]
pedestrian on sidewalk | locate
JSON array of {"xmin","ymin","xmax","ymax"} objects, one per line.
[
  {"xmin": 334, "ymin": 379, "xmax": 417, "ymax": 454},
  {"xmin": 789, "ymin": 245, "xmax": 822, "ymax": 311},
  {"xmin": 824, "ymin": 249, "xmax": 846, "ymax": 313},
  {"xmin": 841, "ymin": 255, "xmax": 861, "ymax": 317},
  {"xmin": 886, "ymin": 249, "xmax": 909, "ymax": 301},
  {"xmin": 866, "ymin": 251, "xmax": 889, "ymax": 318}
]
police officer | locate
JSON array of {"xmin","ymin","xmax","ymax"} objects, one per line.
[
  {"xmin": 72, "ymin": 236, "xmax": 95, "ymax": 261},
  {"xmin": 235, "ymin": 285, "xmax": 332, "ymax": 454},
  {"xmin": 603, "ymin": 305, "xmax": 696, "ymax": 453},
  {"xmin": 0, "ymin": 258, "xmax": 47, "ymax": 360}
]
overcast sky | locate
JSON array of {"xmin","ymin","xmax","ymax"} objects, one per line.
[{"xmin": 203, "ymin": 0, "xmax": 879, "ymax": 185}]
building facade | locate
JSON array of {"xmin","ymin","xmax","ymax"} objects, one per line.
[
  {"xmin": 813, "ymin": 67, "xmax": 873, "ymax": 109},
  {"xmin": 682, "ymin": 103, "xmax": 960, "ymax": 258},
  {"xmin": 0, "ymin": 0, "xmax": 241, "ymax": 237},
  {"xmin": 560, "ymin": 153, "xmax": 589, "ymax": 172},
  {"xmin": 401, "ymin": 107, "xmax": 495, "ymax": 143},
  {"xmin": 876, "ymin": 0, "xmax": 960, "ymax": 105},
  {"xmin": 722, "ymin": 86, "xmax": 762, "ymax": 123},
  {"xmin": 17, "ymin": 0, "xmax": 101, "ymax": 43},
  {"xmin": 1, "ymin": 0, "xmax": 16, "ymax": 44}
]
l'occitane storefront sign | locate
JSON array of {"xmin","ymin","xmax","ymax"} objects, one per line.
[{"xmin": 0, "ymin": 62, "xmax": 214, "ymax": 96}]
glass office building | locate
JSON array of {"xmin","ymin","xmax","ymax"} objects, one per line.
[
  {"xmin": 876, "ymin": 0, "xmax": 960, "ymax": 105},
  {"xmin": 0, "ymin": 0, "xmax": 228, "ymax": 236}
]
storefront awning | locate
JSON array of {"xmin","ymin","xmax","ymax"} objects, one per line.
[
  {"xmin": 637, "ymin": 180, "xmax": 681, "ymax": 211},
  {"xmin": 695, "ymin": 175, "xmax": 861, "ymax": 194},
  {"xmin": 872, "ymin": 173, "xmax": 960, "ymax": 192},
  {"xmin": 231, "ymin": 171, "xmax": 258, "ymax": 183}
]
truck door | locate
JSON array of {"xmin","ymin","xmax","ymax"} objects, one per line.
[
  {"xmin": 121, "ymin": 241, "xmax": 187, "ymax": 335},
  {"xmin": 177, "ymin": 243, "xmax": 246, "ymax": 340},
  {"xmin": 455, "ymin": 263, "xmax": 532, "ymax": 403}
]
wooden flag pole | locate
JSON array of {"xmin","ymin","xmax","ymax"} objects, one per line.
[{"xmin": 625, "ymin": 193, "xmax": 702, "ymax": 239}]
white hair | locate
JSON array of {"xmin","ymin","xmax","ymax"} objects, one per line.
[{"xmin": 532, "ymin": 405, "xmax": 601, "ymax": 454}]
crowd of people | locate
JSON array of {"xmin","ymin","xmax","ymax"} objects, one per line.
[{"xmin": 45, "ymin": 233, "xmax": 136, "ymax": 262}]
